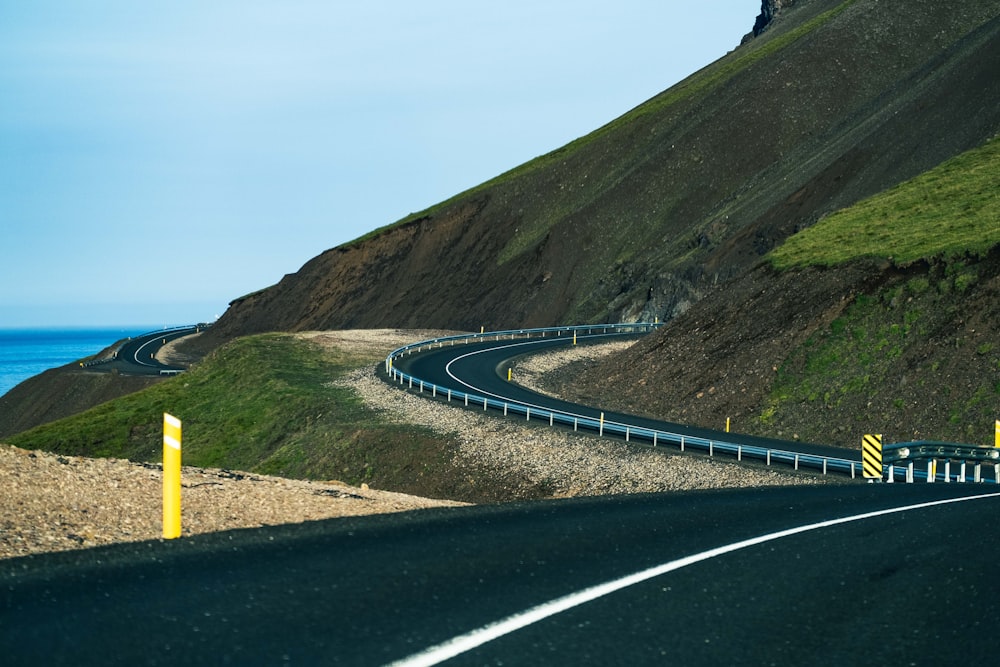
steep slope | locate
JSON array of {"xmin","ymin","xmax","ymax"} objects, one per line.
[
  {"xmin": 204, "ymin": 0, "xmax": 1000, "ymax": 344},
  {"xmin": 569, "ymin": 136, "xmax": 1000, "ymax": 449}
]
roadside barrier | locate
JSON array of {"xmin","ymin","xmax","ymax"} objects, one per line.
[
  {"xmin": 383, "ymin": 324, "xmax": 870, "ymax": 479},
  {"xmin": 384, "ymin": 325, "xmax": 999, "ymax": 483}
]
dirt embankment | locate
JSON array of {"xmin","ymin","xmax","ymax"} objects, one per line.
[{"xmin": 569, "ymin": 253, "xmax": 1000, "ymax": 449}]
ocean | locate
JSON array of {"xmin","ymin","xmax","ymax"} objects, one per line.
[{"xmin": 0, "ymin": 327, "xmax": 155, "ymax": 398}]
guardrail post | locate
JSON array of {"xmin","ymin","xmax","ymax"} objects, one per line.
[
  {"xmin": 599, "ymin": 412, "xmax": 604, "ymax": 437},
  {"xmin": 766, "ymin": 450, "xmax": 771, "ymax": 466},
  {"xmin": 975, "ymin": 463, "xmax": 982, "ymax": 483},
  {"xmin": 680, "ymin": 435, "xmax": 685, "ymax": 452},
  {"xmin": 927, "ymin": 460, "xmax": 935, "ymax": 483},
  {"xmin": 887, "ymin": 465, "xmax": 894, "ymax": 483},
  {"xmin": 959, "ymin": 461, "xmax": 967, "ymax": 482},
  {"xmin": 907, "ymin": 461, "xmax": 914, "ymax": 483},
  {"xmin": 944, "ymin": 460, "xmax": 951, "ymax": 483}
]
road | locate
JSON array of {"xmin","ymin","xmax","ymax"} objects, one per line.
[
  {"xmin": 2, "ymin": 485, "xmax": 998, "ymax": 665},
  {"xmin": 90, "ymin": 326, "xmax": 201, "ymax": 376},
  {"xmin": 390, "ymin": 331, "xmax": 861, "ymax": 471}
]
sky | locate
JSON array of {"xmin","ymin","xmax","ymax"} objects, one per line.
[{"xmin": 1, "ymin": 1, "xmax": 757, "ymax": 328}]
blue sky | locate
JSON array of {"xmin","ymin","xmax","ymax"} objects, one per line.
[{"xmin": 1, "ymin": 1, "xmax": 756, "ymax": 328}]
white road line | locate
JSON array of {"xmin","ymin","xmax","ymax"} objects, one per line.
[
  {"xmin": 443, "ymin": 334, "xmax": 612, "ymax": 422},
  {"xmin": 387, "ymin": 491, "xmax": 1000, "ymax": 667}
]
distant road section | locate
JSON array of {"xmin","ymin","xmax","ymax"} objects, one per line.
[{"xmin": 87, "ymin": 325, "xmax": 203, "ymax": 376}]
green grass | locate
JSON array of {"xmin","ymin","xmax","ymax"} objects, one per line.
[
  {"xmin": 8, "ymin": 334, "xmax": 458, "ymax": 493},
  {"xmin": 770, "ymin": 134, "xmax": 1000, "ymax": 269}
]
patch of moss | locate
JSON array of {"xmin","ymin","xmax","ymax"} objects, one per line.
[{"xmin": 770, "ymin": 134, "xmax": 1000, "ymax": 269}]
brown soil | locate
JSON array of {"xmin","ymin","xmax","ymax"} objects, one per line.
[
  {"xmin": 564, "ymin": 252, "xmax": 1000, "ymax": 449},
  {"xmin": 0, "ymin": 443, "xmax": 465, "ymax": 560}
]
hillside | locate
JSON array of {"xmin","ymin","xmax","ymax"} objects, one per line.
[
  {"xmin": 2, "ymin": 0, "xmax": 998, "ymax": 466},
  {"xmin": 201, "ymin": 0, "xmax": 1000, "ymax": 343},
  {"xmin": 567, "ymin": 136, "xmax": 1000, "ymax": 449}
]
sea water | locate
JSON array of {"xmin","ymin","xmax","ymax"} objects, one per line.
[{"xmin": 0, "ymin": 327, "xmax": 154, "ymax": 398}]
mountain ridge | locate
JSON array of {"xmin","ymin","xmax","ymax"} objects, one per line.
[{"xmin": 201, "ymin": 0, "xmax": 1000, "ymax": 343}]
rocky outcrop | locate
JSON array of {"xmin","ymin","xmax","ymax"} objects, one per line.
[{"xmin": 750, "ymin": 0, "xmax": 798, "ymax": 38}]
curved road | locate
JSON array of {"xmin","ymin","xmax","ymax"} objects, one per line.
[
  {"xmin": 2, "ymin": 485, "xmax": 998, "ymax": 665},
  {"xmin": 389, "ymin": 331, "xmax": 861, "ymax": 471},
  {"xmin": 92, "ymin": 326, "xmax": 201, "ymax": 376}
]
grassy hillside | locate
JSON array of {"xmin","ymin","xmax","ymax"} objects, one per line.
[
  {"xmin": 6, "ymin": 335, "xmax": 502, "ymax": 502},
  {"xmin": 572, "ymin": 133, "xmax": 1000, "ymax": 449},
  {"xmin": 754, "ymin": 135, "xmax": 1000, "ymax": 445},
  {"xmin": 770, "ymin": 134, "xmax": 1000, "ymax": 268}
]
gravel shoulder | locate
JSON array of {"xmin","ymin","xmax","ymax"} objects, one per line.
[{"xmin": 1, "ymin": 329, "xmax": 832, "ymax": 561}]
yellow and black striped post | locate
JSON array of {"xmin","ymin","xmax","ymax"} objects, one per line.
[
  {"xmin": 862, "ymin": 434, "xmax": 883, "ymax": 480},
  {"xmin": 163, "ymin": 413, "xmax": 182, "ymax": 539}
]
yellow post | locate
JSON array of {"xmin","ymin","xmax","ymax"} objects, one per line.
[
  {"xmin": 726, "ymin": 417, "xmax": 730, "ymax": 433},
  {"xmin": 995, "ymin": 420, "xmax": 999, "ymax": 448},
  {"xmin": 162, "ymin": 413, "xmax": 182, "ymax": 539},
  {"xmin": 599, "ymin": 412, "xmax": 605, "ymax": 436},
  {"xmin": 507, "ymin": 368, "xmax": 512, "ymax": 381},
  {"xmin": 573, "ymin": 330, "xmax": 577, "ymax": 346}
]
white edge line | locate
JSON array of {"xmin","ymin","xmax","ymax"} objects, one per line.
[
  {"xmin": 443, "ymin": 335, "xmax": 612, "ymax": 421},
  {"xmin": 386, "ymin": 491, "xmax": 1000, "ymax": 667}
]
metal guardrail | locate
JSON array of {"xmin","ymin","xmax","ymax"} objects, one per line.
[
  {"xmin": 383, "ymin": 324, "xmax": 865, "ymax": 479},
  {"xmin": 883, "ymin": 440, "xmax": 1000, "ymax": 483}
]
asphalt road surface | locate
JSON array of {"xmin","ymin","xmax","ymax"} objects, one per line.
[
  {"xmin": 96, "ymin": 326, "xmax": 200, "ymax": 376},
  {"xmin": 3, "ymin": 484, "xmax": 999, "ymax": 666},
  {"xmin": 391, "ymin": 333, "xmax": 861, "ymax": 467}
]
